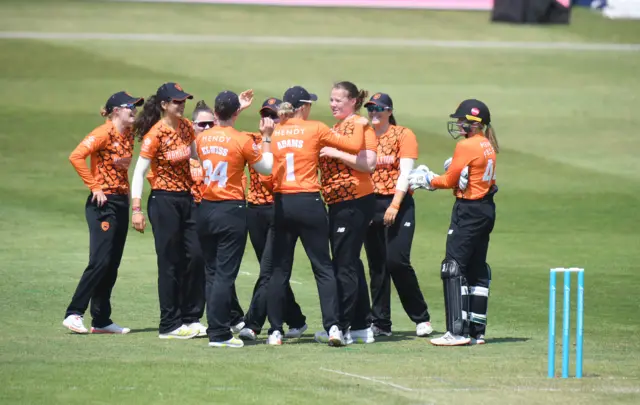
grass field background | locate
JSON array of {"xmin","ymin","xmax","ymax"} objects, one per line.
[{"xmin": 1, "ymin": 1, "xmax": 639, "ymax": 404}]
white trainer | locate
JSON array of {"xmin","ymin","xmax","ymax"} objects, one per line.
[
  {"xmin": 349, "ymin": 328, "xmax": 375, "ymax": 344},
  {"xmin": 371, "ymin": 325, "xmax": 392, "ymax": 337},
  {"xmin": 430, "ymin": 331, "xmax": 471, "ymax": 346},
  {"xmin": 91, "ymin": 323, "xmax": 131, "ymax": 334},
  {"xmin": 267, "ymin": 331, "xmax": 283, "ymax": 346},
  {"xmin": 63, "ymin": 315, "xmax": 89, "ymax": 334},
  {"xmin": 285, "ymin": 324, "xmax": 308, "ymax": 339},
  {"xmin": 159, "ymin": 325, "xmax": 199, "ymax": 340},
  {"xmin": 231, "ymin": 321, "xmax": 245, "ymax": 334},
  {"xmin": 328, "ymin": 325, "xmax": 345, "ymax": 347},
  {"xmin": 239, "ymin": 328, "xmax": 257, "ymax": 341},
  {"xmin": 416, "ymin": 322, "xmax": 434, "ymax": 337},
  {"xmin": 209, "ymin": 337, "xmax": 244, "ymax": 348},
  {"xmin": 186, "ymin": 322, "xmax": 207, "ymax": 337}
]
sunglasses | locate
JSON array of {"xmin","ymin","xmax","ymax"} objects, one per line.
[
  {"xmin": 171, "ymin": 99, "xmax": 186, "ymax": 105},
  {"xmin": 118, "ymin": 103, "xmax": 137, "ymax": 110},
  {"xmin": 366, "ymin": 105, "xmax": 388, "ymax": 113},
  {"xmin": 195, "ymin": 121, "xmax": 214, "ymax": 129}
]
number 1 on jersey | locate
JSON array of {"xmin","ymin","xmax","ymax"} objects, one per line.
[
  {"xmin": 203, "ymin": 159, "xmax": 228, "ymax": 188},
  {"xmin": 482, "ymin": 158, "xmax": 496, "ymax": 183},
  {"xmin": 285, "ymin": 153, "xmax": 295, "ymax": 181}
]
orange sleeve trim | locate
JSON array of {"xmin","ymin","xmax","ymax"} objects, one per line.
[{"xmin": 69, "ymin": 129, "xmax": 108, "ymax": 191}]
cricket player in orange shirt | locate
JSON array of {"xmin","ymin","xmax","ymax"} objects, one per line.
[
  {"xmin": 314, "ymin": 81, "xmax": 377, "ymax": 345},
  {"xmin": 239, "ymin": 97, "xmax": 307, "ymax": 341},
  {"xmin": 130, "ymin": 82, "xmax": 202, "ymax": 340},
  {"xmin": 362, "ymin": 92, "xmax": 433, "ymax": 339},
  {"xmin": 64, "ymin": 91, "xmax": 144, "ymax": 335},
  {"xmin": 196, "ymin": 90, "xmax": 274, "ymax": 348},
  {"xmin": 188, "ymin": 100, "xmax": 246, "ymax": 336},
  {"xmin": 265, "ymin": 86, "xmax": 365, "ymax": 346},
  {"xmin": 409, "ymin": 99, "xmax": 499, "ymax": 346}
]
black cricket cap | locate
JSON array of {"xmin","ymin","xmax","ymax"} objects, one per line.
[
  {"xmin": 283, "ymin": 86, "xmax": 317, "ymax": 109},
  {"xmin": 364, "ymin": 92, "xmax": 393, "ymax": 109},
  {"xmin": 105, "ymin": 91, "xmax": 144, "ymax": 113},
  {"xmin": 450, "ymin": 99, "xmax": 491, "ymax": 125},
  {"xmin": 156, "ymin": 82, "xmax": 193, "ymax": 102}
]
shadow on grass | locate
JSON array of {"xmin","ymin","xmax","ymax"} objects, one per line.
[
  {"xmin": 486, "ymin": 337, "xmax": 530, "ymax": 344},
  {"xmin": 129, "ymin": 327, "xmax": 160, "ymax": 334}
]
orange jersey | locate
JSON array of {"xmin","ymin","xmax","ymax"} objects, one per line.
[
  {"xmin": 245, "ymin": 132, "xmax": 274, "ymax": 205},
  {"xmin": 271, "ymin": 118, "xmax": 363, "ymax": 194},
  {"xmin": 196, "ymin": 126, "xmax": 263, "ymax": 201},
  {"xmin": 431, "ymin": 133, "xmax": 497, "ymax": 200},
  {"xmin": 319, "ymin": 115, "xmax": 376, "ymax": 204},
  {"xmin": 140, "ymin": 117, "xmax": 195, "ymax": 192},
  {"xmin": 372, "ymin": 125, "xmax": 419, "ymax": 195},
  {"xmin": 69, "ymin": 120, "xmax": 134, "ymax": 194},
  {"xmin": 189, "ymin": 159, "xmax": 205, "ymax": 203}
]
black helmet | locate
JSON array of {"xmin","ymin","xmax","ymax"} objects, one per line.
[{"xmin": 447, "ymin": 99, "xmax": 491, "ymax": 139}]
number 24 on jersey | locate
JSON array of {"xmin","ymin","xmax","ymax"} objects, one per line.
[{"xmin": 203, "ymin": 160, "xmax": 228, "ymax": 188}]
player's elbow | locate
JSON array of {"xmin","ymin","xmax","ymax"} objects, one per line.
[{"xmin": 365, "ymin": 152, "xmax": 377, "ymax": 173}]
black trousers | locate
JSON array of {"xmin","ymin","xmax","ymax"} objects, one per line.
[
  {"xmin": 197, "ymin": 200, "xmax": 248, "ymax": 342},
  {"xmin": 445, "ymin": 195, "xmax": 496, "ymax": 337},
  {"xmin": 328, "ymin": 194, "xmax": 375, "ymax": 331},
  {"xmin": 65, "ymin": 194, "xmax": 129, "ymax": 328},
  {"xmin": 365, "ymin": 194, "xmax": 430, "ymax": 331},
  {"xmin": 193, "ymin": 203, "xmax": 245, "ymax": 327},
  {"xmin": 148, "ymin": 190, "xmax": 204, "ymax": 334},
  {"xmin": 244, "ymin": 203, "xmax": 306, "ymax": 334},
  {"xmin": 267, "ymin": 192, "xmax": 339, "ymax": 334}
]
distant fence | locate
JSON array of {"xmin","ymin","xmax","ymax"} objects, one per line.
[{"xmin": 124, "ymin": 0, "xmax": 494, "ymax": 10}]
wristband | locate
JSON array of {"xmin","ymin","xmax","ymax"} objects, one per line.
[
  {"xmin": 132, "ymin": 207, "xmax": 142, "ymax": 213},
  {"xmin": 132, "ymin": 211, "xmax": 145, "ymax": 215}
]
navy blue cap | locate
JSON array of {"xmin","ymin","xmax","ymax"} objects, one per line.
[
  {"xmin": 283, "ymin": 86, "xmax": 318, "ymax": 109},
  {"xmin": 105, "ymin": 91, "xmax": 144, "ymax": 113},
  {"xmin": 156, "ymin": 82, "xmax": 193, "ymax": 102},
  {"xmin": 215, "ymin": 90, "xmax": 241, "ymax": 115},
  {"xmin": 364, "ymin": 92, "xmax": 393, "ymax": 109},
  {"xmin": 260, "ymin": 97, "xmax": 282, "ymax": 114}
]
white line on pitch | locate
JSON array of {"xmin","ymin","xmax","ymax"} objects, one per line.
[
  {"xmin": 0, "ymin": 32, "xmax": 639, "ymax": 52},
  {"xmin": 319, "ymin": 368, "xmax": 414, "ymax": 392}
]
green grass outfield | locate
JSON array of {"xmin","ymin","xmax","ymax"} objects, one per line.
[{"xmin": 1, "ymin": 1, "xmax": 639, "ymax": 404}]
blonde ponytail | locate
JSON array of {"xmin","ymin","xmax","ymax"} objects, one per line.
[{"xmin": 485, "ymin": 124, "xmax": 499, "ymax": 154}]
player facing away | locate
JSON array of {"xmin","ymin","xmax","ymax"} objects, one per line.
[
  {"xmin": 187, "ymin": 100, "xmax": 246, "ymax": 337},
  {"xmin": 196, "ymin": 90, "xmax": 274, "ymax": 348},
  {"xmin": 64, "ymin": 91, "xmax": 144, "ymax": 335},
  {"xmin": 239, "ymin": 97, "xmax": 308, "ymax": 341},
  {"xmin": 362, "ymin": 92, "xmax": 433, "ymax": 338},
  {"xmin": 409, "ymin": 99, "xmax": 498, "ymax": 346},
  {"xmin": 265, "ymin": 85, "xmax": 365, "ymax": 346}
]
